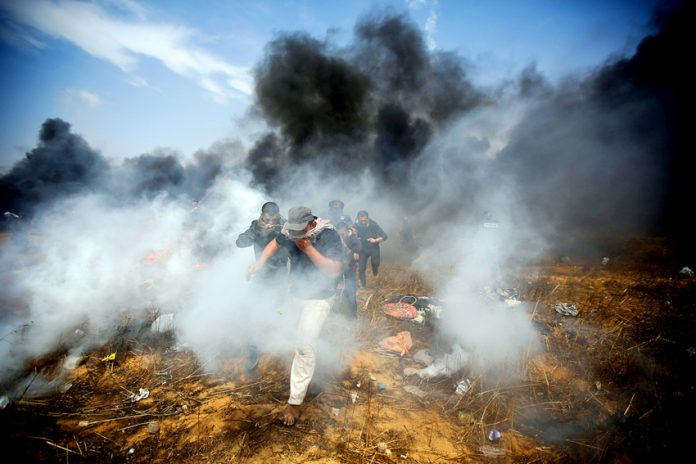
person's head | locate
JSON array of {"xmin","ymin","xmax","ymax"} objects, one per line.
[
  {"xmin": 329, "ymin": 200, "xmax": 344, "ymax": 211},
  {"xmin": 357, "ymin": 210, "xmax": 369, "ymax": 226},
  {"xmin": 261, "ymin": 201, "xmax": 280, "ymax": 224},
  {"xmin": 285, "ymin": 206, "xmax": 317, "ymax": 237},
  {"xmin": 336, "ymin": 221, "xmax": 349, "ymax": 238}
]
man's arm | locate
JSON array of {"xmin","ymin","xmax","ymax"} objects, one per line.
[
  {"xmin": 246, "ymin": 238, "xmax": 280, "ymax": 280},
  {"xmin": 368, "ymin": 222, "xmax": 387, "ymax": 244},
  {"xmin": 293, "ymin": 238, "xmax": 341, "ymax": 278},
  {"xmin": 235, "ymin": 222, "xmax": 257, "ymax": 248}
]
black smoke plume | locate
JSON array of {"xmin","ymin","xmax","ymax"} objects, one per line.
[
  {"xmin": 0, "ymin": 118, "xmax": 109, "ymax": 215},
  {"xmin": 250, "ymin": 11, "xmax": 484, "ymax": 194}
]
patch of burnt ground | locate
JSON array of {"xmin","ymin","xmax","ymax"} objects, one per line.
[{"xmin": 1, "ymin": 235, "xmax": 695, "ymax": 463}]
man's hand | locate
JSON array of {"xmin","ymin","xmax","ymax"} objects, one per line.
[
  {"xmin": 246, "ymin": 262, "xmax": 260, "ymax": 281},
  {"xmin": 293, "ymin": 238, "xmax": 313, "ymax": 252}
]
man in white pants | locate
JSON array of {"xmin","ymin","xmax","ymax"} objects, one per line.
[{"xmin": 246, "ymin": 206, "xmax": 342, "ymax": 426}]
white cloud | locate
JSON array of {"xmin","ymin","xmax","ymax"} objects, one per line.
[
  {"xmin": 424, "ymin": 9, "xmax": 437, "ymax": 50},
  {"xmin": 406, "ymin": 0, "xmax": 439, "ymax": 50},
  {"xmin": 4, "ymin": 0, "xmax": 252, "ymax": 103},
  {"xmin": 67, "ymin": 88, "xmax": 102, "ymax": 106}
]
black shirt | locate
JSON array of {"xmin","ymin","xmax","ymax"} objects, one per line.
[{"xmin": 275, "ymin": 228, "xmax": 343, "ymax": 299}]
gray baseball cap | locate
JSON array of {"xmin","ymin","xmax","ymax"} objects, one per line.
[{"xmin": 285, "ymin": 206, "xmax": 315, "ymax": 231}]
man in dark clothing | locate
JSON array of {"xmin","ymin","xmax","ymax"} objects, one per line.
[
  {"xmin": 246, "ymin": 206, "xmax": 342, "ymax": 426},
  {"xmin": 354, "ymin": 210, "xmax": 387, "ymax": 288},
  {"xmin": 325, "ymin": 200, "xmax": 352, "ymax": 227},
  {"xmin": 335, "ymin": 222, "xmax": 361, "ymax": 319},
  {"xmin": 236, "ymin": 202, "xmax": 288, "ymax": 371},
  {"xmin": 236, "ymin": 202, "xmax": 288, "ymax": 280}
]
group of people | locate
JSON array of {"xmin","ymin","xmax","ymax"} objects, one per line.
[{"xmin": 236, "ymin": 200, "xmax": 387, "ymax": 426}]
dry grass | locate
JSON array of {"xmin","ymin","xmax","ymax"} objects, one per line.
[{"xmin": 1, "ymin": 237, "xmax": 694, "ymax": 463}]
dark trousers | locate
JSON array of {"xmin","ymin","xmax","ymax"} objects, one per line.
[
  {"xmin": 358, "ymin": 247, "xmax": 380, "ymax": 286},
  {"xmin": 344, "ymin": 270, "xmax": 357, "ymax": 318}
]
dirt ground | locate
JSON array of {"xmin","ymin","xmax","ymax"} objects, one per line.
[{"xmin": 1, "ymin": 236, "xmax": 695, "ymax": 463}]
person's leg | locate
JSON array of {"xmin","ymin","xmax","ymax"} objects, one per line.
[
  {"xmin": 358, "ymin": 253, "xmax": 369, "ymax": 287},
  {"xmin": 345, "ymin": 272, "xmax": 358, "ymax": 318},
  {"xmin": 371, "ymin": 248, "xmax": 381, "ymax": 277},
  {"xmin": 283, "ymin": 298, "xmax": 331, "ymax": 425}
]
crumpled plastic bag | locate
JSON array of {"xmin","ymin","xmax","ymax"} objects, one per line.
[
  {"xmin": 553, "ymin": 303, "xmax": 578, "ymax": 317},
  {"xmin": 379, "ymin": 331, "xmax": 413, "ymax": 356}
]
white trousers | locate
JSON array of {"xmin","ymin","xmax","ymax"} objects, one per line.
[{"xmin": 288, "ymin": 297, "xmax": 332, "ymax": 405}]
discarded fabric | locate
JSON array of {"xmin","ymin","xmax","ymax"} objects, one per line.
[
  {"xmin": 378, "ymin": 331, "xmax": 413, "ymax": 356},
  {"xmin": 383, "ymin": 302, "xmax": 418, "ymax": 320},
  {"xmin": 554, "ymin": 303, "xmax": 578, "ymax": 317},
  {"xmin": 418, "ymin": 344, "xmax": 471, "ymax": 379}
]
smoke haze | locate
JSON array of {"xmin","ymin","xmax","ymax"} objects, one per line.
[{"xmin": 1, "ymin": 1, "xmax": 690, "ymax": 414}]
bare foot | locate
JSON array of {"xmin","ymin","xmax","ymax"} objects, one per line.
[{"xmin": 280, "ymin": 404, "xmax": 300, "ymax": 426}]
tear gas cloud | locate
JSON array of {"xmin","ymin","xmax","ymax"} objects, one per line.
[{"xmin": 1, "ymin": 3, "xmax": 690, "ymax": 399}]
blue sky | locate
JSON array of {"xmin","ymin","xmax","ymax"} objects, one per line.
[{"xmin": 0, "ymin": 0, "xmax": 658, "ymax": 169}]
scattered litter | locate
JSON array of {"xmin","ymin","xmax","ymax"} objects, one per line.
[
  {"xmin": 553, "ymin": 303, "xmax": 578, "ymax": 317},
  {"xmin": 78, "ymin": 420, "xmax": 90, "ymax": 427},
  {"xmin": 370, "ymin": 375, "xmax": 377, "ymax": 381},
  {"xmin": 455, "ymin": 378, "xmax": 472, "ymax": 395},
  {"xmin": 595, "ymin": 381, "xmax": 602, "ymax": 391},
  {"xmin": 383, "ymin": 301, "xmax": 418, "ymax": 320},
  {"xmin": 0, "ymin": 395, "xmax": 9, "ymax": 410},
  {"xmin": 403, "ymin": 385, "xmax": 428, "ymax": 399},
  {"xmin": 350, "ymin": 392, "xmax": 358, "ymax": 403},
  {"xmin": 377, "ymin": 442, "xmax": 389, "ymax": 452},
  {"xmin": 679, "ymin": 266, "xmax": 694, "ymax": 277},
  {"xmin": 602, "ymin": 257, "xmax": 610, "ymax": 265},
  {"xmin": 181, "ymin": 404, "xmax": 189, "ymax": 414},
  {"xmin": 383, "ymin": 295, "xmax": 444, "ymax": 324},
  {"xmin": 127, "ymin": 448, "xmax": 135, "ymax": 455},
  {"xmin": 59, "ymin": 383, "xmax": 73, "ymax": 394},
  {"xmin": 458, "ymin": 411, "xmax": 474, "ymax": 424},
  {"xmin": 331, "ymin": 407, "xmax": 340, "ymax": 416},
  {"xmin": 483, "ymin": 286, "xmax": 522, "ymax": 306},
  {"xmin": 101, "ymin": 352, "xmax": 116, "ymax": 363},
  {"xmin": 129, "ymin": 388, "xmax": 150, "ymax": 403},
  {"xmin": 377, "ymin": 383, "xmax": 386, "ymax": 390},
  {"xmin": 147, "ymin": 421, "xmax": 160, "ymax": 434},
  {"xmin": 378, "ymin": 331, "xmax": 413, "ymax": 356},
  {"xmin": 488, "ymin": 429, "xmax": 502, "ymax": 442},
  {"xmin": 479, "ymin": 445, "xmax": 506, "ymax": 457},
  {"xmin": 356, "ymin": 381, "xmax": 361, "ymax": 388},
  {"xmin": 151, "ymin": 313, "xmax": 176, "ymax": 334},
  {"xmin": 418, "ymin": 344, "xmax": 471, "ymax": 380}
]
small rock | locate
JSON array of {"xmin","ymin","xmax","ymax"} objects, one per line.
[{"xmin": 147, "ymin": 421, "xmax": 160, "ymax": 434}]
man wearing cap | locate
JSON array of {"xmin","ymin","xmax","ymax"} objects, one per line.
[{"xmin": 246, "ymin": 206, "xmax": 342, "ymax": 426}]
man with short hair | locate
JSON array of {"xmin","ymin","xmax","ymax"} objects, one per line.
[
  {"xmin": 236, "ymin": 202, "xmax": 288, "ymax": 280},
  {"xmin": 354, "ymin": 210, "xmax": 387, "ymax": 288},
  {"xmin": 246, "ymin": 206, "xmax": 342, "ymax": 426},
  {"xmin": 326, "ymin": 199, "xmax": 352, "ymax": 227}
]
